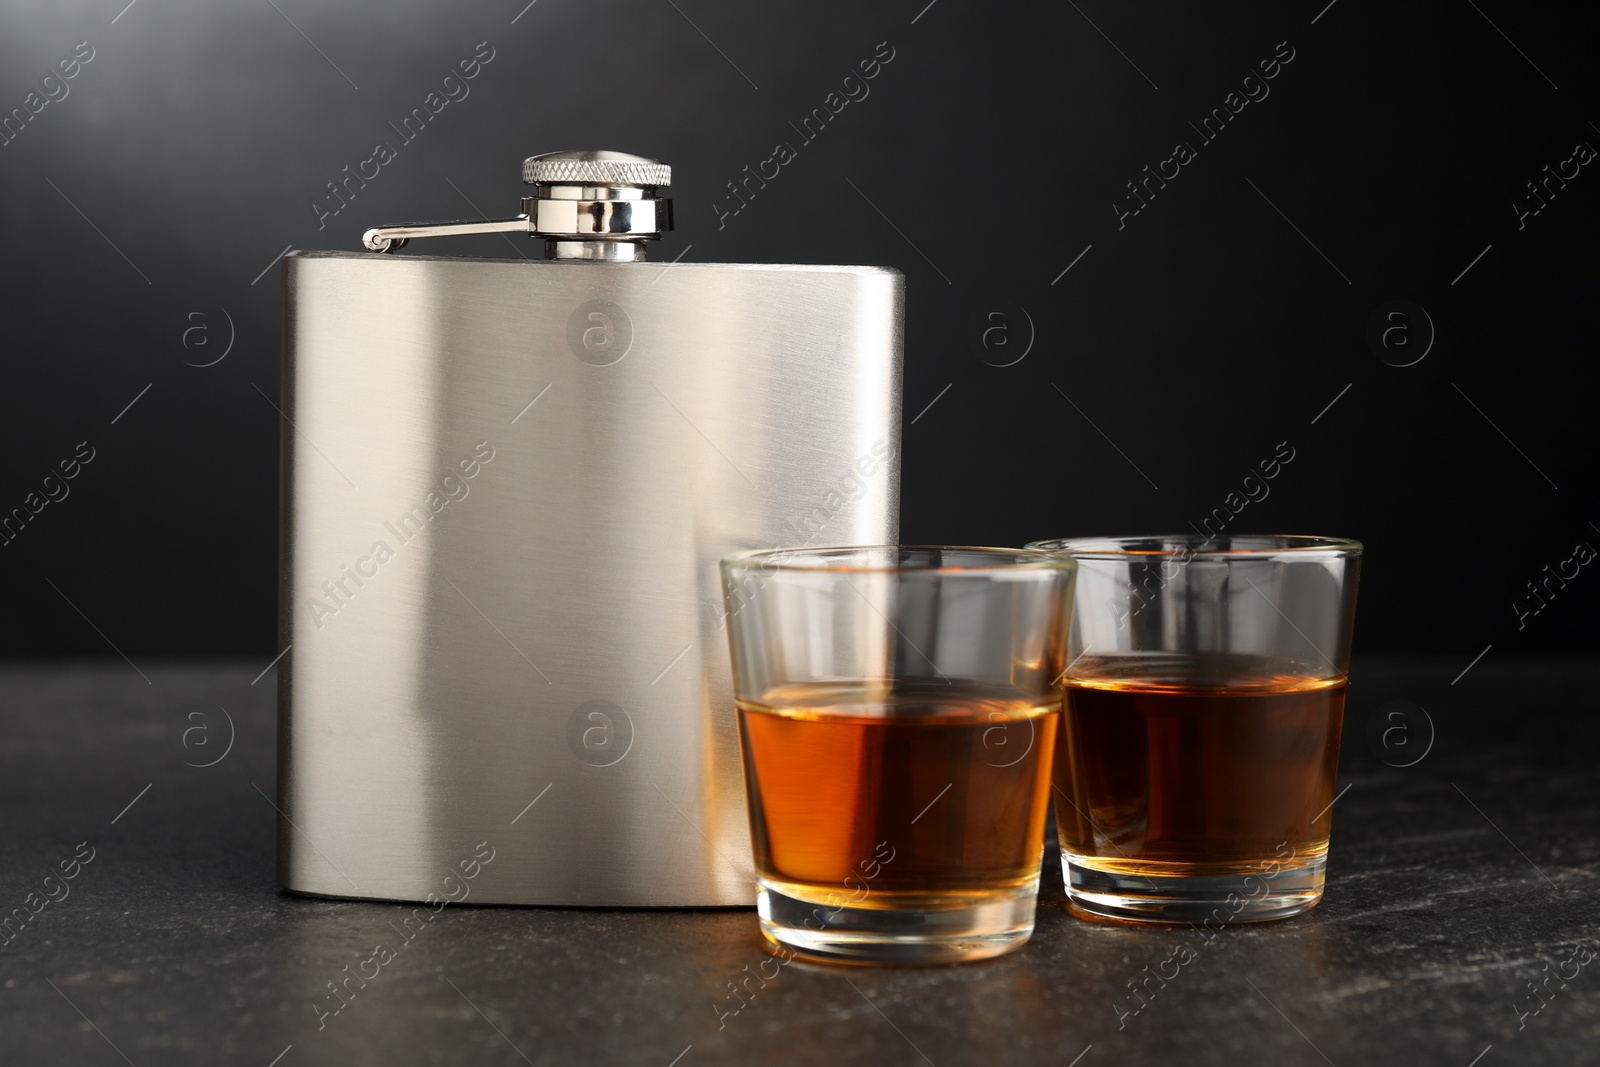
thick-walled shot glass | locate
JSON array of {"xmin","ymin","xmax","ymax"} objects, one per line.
[
  {"xmin": 720, "ymin": 546, "xmax": 1075, "ymax": 964},
  {"xmin": 1026, "ymin": 535, "xmax": 1362, "ymax": 924}
]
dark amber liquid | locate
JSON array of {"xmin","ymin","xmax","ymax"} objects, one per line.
[
  {"xmin": 1054, "ymin": 655, "xmax": 1344, "ymax": 877},
  {"xmin": 738, "ymin": 681, "xmax": 1058, "ymax": 907}
]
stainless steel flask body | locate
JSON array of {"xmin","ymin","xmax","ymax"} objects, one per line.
[{"xmin": 277, "ymin": 250, "xmax": 903, "ymax": 905}]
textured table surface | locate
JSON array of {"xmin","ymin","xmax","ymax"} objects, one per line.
[{"xmin": 0, "ymin": 658, "xmax": 1595, "ymax": 1066}]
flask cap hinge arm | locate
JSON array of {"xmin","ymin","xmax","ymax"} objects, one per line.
[{"xmin": 363, "ymin": 216, "xmax": 530, "ymax": 254}]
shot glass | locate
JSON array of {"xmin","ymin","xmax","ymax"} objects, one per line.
[
  {"xmin": 1026, "ymin": 535, "xmax": 1362, "ymax": 924},
  {"xmin": 720, "ymin": 546, "xmax": 1075, "ymax": 964}
]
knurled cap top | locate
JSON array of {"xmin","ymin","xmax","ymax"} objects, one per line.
[{"xmin": 522, "ymin": 150, "xmax": 671, "ymax": 187}]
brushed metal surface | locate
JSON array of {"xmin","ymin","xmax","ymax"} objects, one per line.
[{"xmin": 278, "ymin": 252, "xmax": 902, "ymax": 905}]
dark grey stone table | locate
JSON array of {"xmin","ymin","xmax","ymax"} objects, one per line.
[{"xmin": 1, "ymin": 658, "xmax": 1595, "ymax": 1066}]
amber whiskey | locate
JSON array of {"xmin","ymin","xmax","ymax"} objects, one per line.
[
  {"xmin": 737, "ymin": 680, "xmax": 1059, "ymax": 908},
  {"xmin": 1054, "ymin": 653, "xmax": 1345, "ymax": 877}
]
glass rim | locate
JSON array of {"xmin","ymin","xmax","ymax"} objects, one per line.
[
  {"xmin": 1025, "ymin": 533, "xmax": 1363, "ymax": 560},
  {"xmin": 721, "ymin": 544, "xmax": 1076, "ymax": 574}
]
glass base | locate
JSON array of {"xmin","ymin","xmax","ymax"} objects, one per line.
[
  {"xmin": 1062, "ymin": 853, "xmax": 1325, "ymax": 924},
  {"xmin": 756, "ymin": 880, "xmax": 1038, "ymax": 965}
]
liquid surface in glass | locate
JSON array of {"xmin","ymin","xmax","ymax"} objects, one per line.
[
  {"xmin": 1055, "ymin": 653, "xmax": 1345, "ymax": 877},
  {"xmin": 738, "ymin": 679, "xmax": 1059, "ymax": 908}
]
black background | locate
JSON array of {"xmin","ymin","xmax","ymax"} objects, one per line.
[{"xmin": 2, "ymin": 0, "xmax": 1594, "ymax": 662}]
